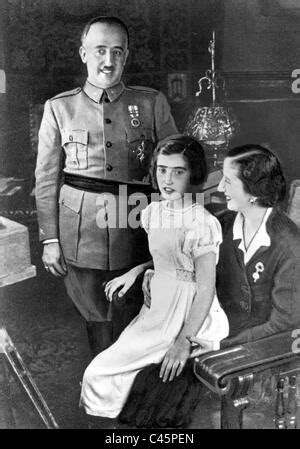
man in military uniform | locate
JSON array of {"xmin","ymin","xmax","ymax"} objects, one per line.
[{"xmin": 35, "ymin": 16, "xmax": 177, "ymax": 357}]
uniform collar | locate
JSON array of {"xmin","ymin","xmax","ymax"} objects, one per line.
[
  {"xmin": 83, "ymin": 80, "xmax": 125, "ymax": 103},
  {"xmin": 233, "ymin": 207, "xmax": 272, "ymax": 264}
]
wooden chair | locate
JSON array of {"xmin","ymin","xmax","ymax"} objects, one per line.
[
  {"xmin": 287, "ymin": 179, "xmax": 300, "ymax": 228},
  {"xmin": 194, "ymin": 331, "xmax": 300, "ymax": 428},
  {"xmin": 193, "ymin": 182, "xmax": 300, "ymax": 428}
]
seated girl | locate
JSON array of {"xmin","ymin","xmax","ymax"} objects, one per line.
[
  {"xmin": 79, "ymin": 134, "xmax": 229, "ymax": 425},
  {"xmin": 119, "ymin": 143, "xmax": 300, "ymax": 429}
]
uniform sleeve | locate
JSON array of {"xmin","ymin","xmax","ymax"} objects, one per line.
[
  {"xmin": 35, "ymin": 100, "xmax": 63, "ymax": 241},
  {"xmin": 184, "ymin": 213, "xmax": 222, "ymax": 261},
  {"xmin": 154, "ymin": 91, "xmax": 178, "ymax": 140},
  {"xmin": 221, "ymin": 248, "xmax": 300, "ymax": 348}
]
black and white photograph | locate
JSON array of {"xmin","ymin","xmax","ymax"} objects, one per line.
[{"xmin": 0, "ymin": 0, "xmax": 300, "ymax": 434}]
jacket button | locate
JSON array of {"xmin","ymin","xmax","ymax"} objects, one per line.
[
  {"xmin": 69, "ymin": 135, "xmax": 73, "ymax": 141},
  {"xmin": 239, "ymin": 300, "xmax": 249, "ymax": 311},
  {"xmin": 105, "ymin": 118, "xmax": 112, "ymax": 124},
  {"xmin": 106, "ymin": 164, "xmax": 113, "ymax": 172},
  {"xmin": 106, "ymin": 141, "xmax": 112, "ymax": 148}
]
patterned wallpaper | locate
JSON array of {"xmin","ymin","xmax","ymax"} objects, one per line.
[
  {"xmin": 1, "ymin": 0, "xmax": 299, "ymax": 209},
  {"xmin": 4, "ymin": 0, "xmax": 194, "ymax": 97},
  {"xmin": 2, "ymin": 0, "xmax": 222, "ymax": 177}
]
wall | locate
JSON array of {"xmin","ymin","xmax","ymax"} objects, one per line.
[
  {"xmin": 1, "ymin": 0, "xmax": 223, "ymax": 178},
  {"xmin": 0, "ymin": 1, "xmax": 7, "ymax": 175},
  {"xmin": 222, "ymin": 0, "xmax": 300, "ymax": 72},
  {"xmin": 221, "ymin": 0, "xmax": 300, "ymax": 189},
  {"xmin": 1, "ymin": 0, "xmax": 300, "ymax": 195}
]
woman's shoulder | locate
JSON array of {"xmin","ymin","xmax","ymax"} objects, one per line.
[
  {"xmin": 268, "ymin": 208, "xmax": 300, "ymax": 256},
  {"xmin": 214, "ymin": 210, "xmax": 236, "ymax": 234}
]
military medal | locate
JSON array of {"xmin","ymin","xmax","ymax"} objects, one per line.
[
  {"xmin": 128, "ymin": 105, "xmax": 141, "ymax": 128},
  {"xmin": 136, "ymin": 140, "xmax": 145, "ymax": 163}
]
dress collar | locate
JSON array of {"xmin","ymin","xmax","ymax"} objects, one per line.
[
  {"xmin": 83, "ymin": 80, "xmax": 125, "ymax": 103},
  {"xmin": 233, "ymin": 207, "xmax": 272, "ymax": 264},
  {"xmin": 162, "ymin": 200, "xmax": 199, "ymax": 213}
]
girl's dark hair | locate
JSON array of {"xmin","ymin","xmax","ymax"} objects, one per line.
[
  {"xmin": 227, "ymin": 144, "xmax": 286, "ymax": 207},
  {"xmin": 150, "ymin": 134, "xmax": 208, "ymax": 189},
  {"xmin": 81, "ymin": 16, "xmax": 129, "ymax": 46}
]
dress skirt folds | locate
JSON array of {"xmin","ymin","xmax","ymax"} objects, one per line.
[{"xmin": 80, "ymin": 202, "xmax": 229, "ymax": 420}]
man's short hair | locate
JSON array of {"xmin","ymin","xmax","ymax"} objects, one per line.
[{"xmin": 80, "ymin": 16, "xmax": 130, "ymax": 47}]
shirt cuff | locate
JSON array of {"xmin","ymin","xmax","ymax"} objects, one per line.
[{"xmin": 42, "ymin": 238, "xmax": 59, "ymax": 245}]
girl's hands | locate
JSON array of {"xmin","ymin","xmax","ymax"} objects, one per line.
[
  {"xmin": 188, "ymin": 337, "xmax": 216, "ymax": 358},
  {"xmin": 158, "ymin": 336, "xmax": 216, "ymax": 383},
  {"xmin": 142, "ymin": 269, "xmax": 154, "ymax": 308},
  {"xmin": 104, "ymin": 268, "xmax": 140, "ymax": 302},
  {"xmin": 159, "ymin": 338, "xmax": 190, "ymax": 382}
]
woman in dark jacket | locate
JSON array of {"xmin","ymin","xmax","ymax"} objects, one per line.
[
  {"xmin": 118, "ymin": 144, "xmax": 300, "ymax": 428},
  {"xmin": 191, "ymin": 144, "xmax": 300, "ymax": 351}
]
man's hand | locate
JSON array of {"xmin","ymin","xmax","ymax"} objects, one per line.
[
  {"xmin": 142, "ymin": 269, "xmax": 154, "ymax": 308},
  {"xmin": 42, "ymin": 242, "xmax": 67, "ymax": 277},
  {"xmin": 159, "ymin": 338, "xmax": 190, "ymax": 382}
]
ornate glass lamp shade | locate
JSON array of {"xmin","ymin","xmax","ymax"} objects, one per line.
[
  {"xmin": 184, "ymin": 31, "xmax": 239, "ymax": 166},
  {"xmin": 185, "ymin": 105, "xmax": 238, "ymax": 150}
]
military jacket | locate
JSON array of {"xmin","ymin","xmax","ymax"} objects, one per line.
[{"xmin": 35, "ymin": 80, "xmax": 178, "ymax": 269}]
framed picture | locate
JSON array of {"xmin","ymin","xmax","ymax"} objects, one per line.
[{"xmin": 167, "ymin": 73, "xmax": 187, "ymax": 103}]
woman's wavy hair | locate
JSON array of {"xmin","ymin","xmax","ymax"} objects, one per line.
[
  {"xmin": 227, "ymin": 144, "xmax": 286, "ymax": 207},
  {"xmin": 150, "ymin": 134, "xmax": 208, "ymax": 190}
]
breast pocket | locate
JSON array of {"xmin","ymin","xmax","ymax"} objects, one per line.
[{"xmin": 62, "ymin": 129, "xmax": 88, "ymax": 170}]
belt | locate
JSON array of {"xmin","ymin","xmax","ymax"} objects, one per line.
[{"xmin": 63, "ymin": 173, "xmax": 154, "ymax": 196}]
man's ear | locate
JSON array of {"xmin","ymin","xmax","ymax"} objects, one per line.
[
  {"xmin": 123, "ymin": 49, "xmax": 129, "ymax": 66},
  {"xmin": 79, "ymin": 46, "xmax": 87, "ymax": 63}
]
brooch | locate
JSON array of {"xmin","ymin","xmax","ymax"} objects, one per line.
[
  {"xmin": 128, "ymin": 105, "xmax": 141, "ymax": 128},
  {"xmin": 252, "ymin": 262, "xmax": 264, "ymax": 283}
]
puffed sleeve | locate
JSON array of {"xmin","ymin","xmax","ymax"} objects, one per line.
[
  {"xmin": 183, "ymin": 212, "xmax": 222, "ymax": 262},
  {"xmin": 141, "ymin": 203, "xmax": 151, "ymax": 234},
  {"xmin": 141, "ymin": 201, "xmax": 162, "ymax": 234}
]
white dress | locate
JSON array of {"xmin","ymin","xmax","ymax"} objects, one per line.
[{"xmin": 80, "ymin": 201, "xmax": 229, "ymax": 418}]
